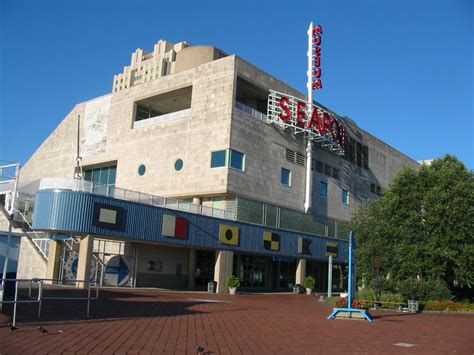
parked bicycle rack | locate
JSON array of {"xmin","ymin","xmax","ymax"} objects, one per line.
[{"xmin": 0, "ymin": 278, "xmax": 99, "ymax": 329}]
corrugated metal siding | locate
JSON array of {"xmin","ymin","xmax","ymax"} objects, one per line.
[{"xmin": 33, "ymin": 190, "xmax": 348, "ymax": 262}]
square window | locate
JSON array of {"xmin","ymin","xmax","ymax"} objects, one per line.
[
  {"xmin": 230, "ymin": 150, "xmax": 244, "ymax": 171},
  {"xmin": 320, "ymin": 181, "xmax": 328, "ymax": 197},
  {"xmin": 211, "ymin": 150, "xmax": 227, "ymax": 168},
  {"xmin": 342, "ymin": 189, "xmax": 350, "ymax": 205},
  {"xmin": 281, "ymin": 168, "xmax": 291, "ymax": 186}
]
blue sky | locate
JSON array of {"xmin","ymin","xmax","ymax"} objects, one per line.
[{"xmin": 1, "ymin": 0, "xmax": 472, "ymax": 169}]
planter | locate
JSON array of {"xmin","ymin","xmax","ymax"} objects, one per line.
[
  {"xmin": 306, "ymin": 288, "xmax": 312, "ymax": 295},
  {"xmin": 333, "ymin": 310, "xmax": 366, "ymax": 319},
  {"xmin": 229, "ymin": 287, "xmax": 237, "ymax": 295}
]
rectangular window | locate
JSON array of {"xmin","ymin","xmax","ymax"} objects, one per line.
[
  {"xmin": 281, "ymin": 168, "xmax": 291, "ymax": 186},
  {"xmin": 133, "ymin": 86, "xmax": 192, "ymax": 123},
  {"xmin": 342, "ymin": 190, "xmax": 350, "ymax": 205},
  {"xmin": 362, "ymin": 145, "xmax": 369, "ymax": 169},
  {"xmin": 211, "ymin": 150, "xmax": 227, "ymax": 168},
  {"xmin": 230, "ymin": 150, "xmax": 245, "ymax": 171},
  {"xmin": 83, "ymin": 164, "xmax": 117, "ymax": 186},
  {"xmin": 356, "ymin": 142, "xmax": 363, "ymax": 167},
  {"xmin": 320, "ymin": 182, "xmax": 328, "ymax": 197}
]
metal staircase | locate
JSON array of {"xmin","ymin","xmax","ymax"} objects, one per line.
[{"xmin": 0, "ymin": 202, "xmax": 49, "ymax": 262}]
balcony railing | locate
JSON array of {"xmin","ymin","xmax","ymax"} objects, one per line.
[
  {"xmin": 36, "ymin": 178, "xmax": 236, "ymax": 221},
  {"xmin": 133, "ymin": 108, "xmax": 192, "ymax": 129},
  {"xmin": 22, "ymin": 178, "xmax": 348, "ymax": 240},
  {"xmin": 235, "ymin": 101, "xmax": 267, "ymax": 122}
]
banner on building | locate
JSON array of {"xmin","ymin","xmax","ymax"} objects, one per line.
[
  {"xmin": 263, "ymin": 232, "xmax": 280, "ymax": 251},
  {"xmin": 162, "ymin": 214, "xmax": 188, "ymax": 239},
  {"xmin": 219, "ymin": 224, "xmax": 239, "ymax": 245}
]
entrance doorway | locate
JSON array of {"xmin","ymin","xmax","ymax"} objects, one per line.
[{"xmin": 195, "ymin": 250, "xmax": 215, "ymax": 290}]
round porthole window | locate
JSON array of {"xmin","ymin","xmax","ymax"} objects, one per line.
[
  {"xmin": 174, "ymin": 159, "xmax": 183, "ymax": 171},
  {"xmin": 138, "ymin": 164, "xmax": 146, "ymax": 176}
]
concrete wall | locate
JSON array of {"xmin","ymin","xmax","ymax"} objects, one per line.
[
  {"xmin": 20, "ymin": 56, "xmax": 237, "ymax": 199},
  {"xmin": 229, "ymin": 57, "xmax": 419, "ymax": 220},
  {"xmin": 16, "ymin": 238, "xmax": 47, "ymax": 279},
  {"xmin": 135, "ymin": 243, "xmax": 189, "ymax": 288}
]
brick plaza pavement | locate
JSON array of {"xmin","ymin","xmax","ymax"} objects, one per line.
[{"xmin": 0, "ymin": 288, "xmax": 473, "ymax": 354}]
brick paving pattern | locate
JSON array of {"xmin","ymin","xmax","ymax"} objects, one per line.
[{"xmin": 0, "ymin": 288, "xmax": 473, "ymax": 354}]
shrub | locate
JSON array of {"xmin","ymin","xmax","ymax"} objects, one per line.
[
  {"xmin": 226, "ymin": 275, "xmax": 240, "ymax": 289},
  {"xmin": 303, "ymin": 276, "xmax": 316, "ymax": 291},
  {"xmin": 397, "ymin": 278, "xmax": 452, "ymax": 301},
  {"xmin": 421, "ymin": 300, "xmax": 474, "ymax": 312},
  {"xmin": 356, "ymin": 289, "xmax": 377, "ymax": 308},
  {"xmin": 379, "ymin": 292, "xmax": 404, "ymax": 309}
]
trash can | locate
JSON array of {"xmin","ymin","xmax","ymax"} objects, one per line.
[
  {"xmin": 208, "ymin": 281, "xmax": 217, "ymax": 293},
  {"xmin": 293, "ymin": 284, "xmax": 304, "ymax": 294},
  {"xmin": 408, "ymin": 299, "xmax": 419, "ymax": 313}
]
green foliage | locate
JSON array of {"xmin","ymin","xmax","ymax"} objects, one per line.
[
  {"xmin": 379, "ymin": 292, "xmax": 404, "ymax": 309},
  {"xmin": 303, "ymin": 276, "xmax": 316, "ymax": 290},
  {"xmin": 350, "ymin": 156, "xmax": 474, "ymax": 299},
  {"xmin": 324, "ymin": 296, "xmax": 338, "ymax": 306},
  {"xmin": 356, "ymin": 289, "xmax": 377, "ymax": 307},
  {"xmin": 226, "ymin": 275, "xmax": 240, "ymax": 289},
  {"xmin": 356, "ymin": 289, "xmax": 403, "ymax": 308},
  {"xmin": 397, "ymin": 278, "xmax": 452, "ymax": 301},
  {"xmin": 421, "ymin": 300, "xmax": 474, "ymax": 312}
]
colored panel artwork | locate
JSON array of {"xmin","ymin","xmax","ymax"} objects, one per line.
[
  {"xmin": 104, "ymin": 255, "xmax": 131, "ymax": 286},
  {"xmin": 297, "ymin": 237, "xmax": 311, "ymax": 255},
  {"xmin": 162, "ymin": 215, "xmax": 189, "ymax": 239},
  {"xmin": 92, "ymin": 203, "xmax": 126, "ymax": 231},
  {"xmin": 81, "ymin": 95, "xmax": 111, "ymax": 157},
  {"xmin": 219, "ymin": 224, "xmax": 239, "ymax": 245},
  {"xmin": 263, "ymin": 232, "xmax": 280, "ymax": 251}
]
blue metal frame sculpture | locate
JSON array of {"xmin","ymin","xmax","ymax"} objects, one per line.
[{"xmin": 327, "ymin": 231, "xmax": 373, "ymax": 321}]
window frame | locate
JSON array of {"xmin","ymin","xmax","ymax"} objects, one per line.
[
  {"xmin": 342, "ymin": 189, "xmax": 350, "ymax": 205},
  {"xmin": 319, "ymin": 181, "xmax": 328, "ymax": 198},
  {"xmin": 229, "ymin": 149, "xmax": 245, "ymax": 172},
  {"xmin": 281, "ymin": 168, "xmax": 292, "ymax": 187},
  {"xmin": 210, "ymin": 150, "xmax": 228, "ymax": 168}
]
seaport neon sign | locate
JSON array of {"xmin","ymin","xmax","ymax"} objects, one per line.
[{"xmin": 266, "ymin": 90, "xmax": 345, "ymax": 155}]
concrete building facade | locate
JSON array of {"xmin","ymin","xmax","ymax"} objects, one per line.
[{"xmin": 3, "ymin": 39, "xmax": 418, "ymax": 293}]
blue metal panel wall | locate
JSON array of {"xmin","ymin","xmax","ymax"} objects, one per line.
[{"xmin": 33, "ymin": 190, "xmax": 348, "ymax": 262}]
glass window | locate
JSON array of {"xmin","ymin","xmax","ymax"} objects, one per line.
[
  {"xmin": 320, "ymin": 182, "xmax": 328, "ymax": 197},
  {"xmin": 138, "ymin": 164, "xmax": 146, "ymax": 176},
  {"xmin": 342, "ymin": 189, "xmax": 349, "ymax": 205},
  {"xmin": 175, "ymin": 159, "xmax": 183, "ymax": 171},
  {"xmin": 230, "ymin": 150, "xmax": 244, "ymax": 171},
  {"xmin": 281, "ymin": 168, "xmax": 291, "ymax": 186},
  {"xmin": 84, "ymin": 164, "xmax": 117, "ymax": 186},
  {"xmin": 211, "ymin": 150, "xmax": 227, "ymax": 168}
]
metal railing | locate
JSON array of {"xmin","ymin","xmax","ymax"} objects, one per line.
[
  {"xmin": 0, "ymin": 278, "xmax": 99, "ymax": 328},
  {"xmin": 13, "ymin": 209, "xmax": 49, "ymax": 260},
  {"xmin": 38, "ymin": 178, "xmax": 236, "ymax": 221},
  {"xmin": 235, "ymin": 101, "xmax": 267, "ymax": 122},
  {"xmin": 133, "ymin": 108, "xmax": 192, "ymax": 129}
]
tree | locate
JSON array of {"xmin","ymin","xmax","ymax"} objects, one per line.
[{"xmin": 350, "ymin": 155, "xmax": 473, "ymax": 299}]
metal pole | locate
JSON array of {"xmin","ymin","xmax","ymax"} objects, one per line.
[
  {"xmin": 12, "ymin": 280, "xmax": 18, "ymax": 328},
  {"xmin": 327, "ymin": 255, "xmax": 333, "ymax": 298},
  {"xmin": 87, "ymin": 282, "xmax": 91, "ymax": 318},
  {"xmin": 0, "ymin": 218, "xmax": 13, "ymax": 312},
  {"xmin": 348, "ymin": 232, "xmax": 353, "ymax": 308},
  {"xmin": 38, "ymin": 281, "xmax": 43, "ymax": 318},
  {"xmin": 304, "ymin": 22, "xmax": 314, "ymax": 213},
  {"xmin": 376, "ymin": 267, "xmax": 380, "ymax": 306}
]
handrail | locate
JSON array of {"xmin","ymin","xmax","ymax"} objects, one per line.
[{"xmin": 0, "ymin": 278, "xmax": 99, "ymax": 329}]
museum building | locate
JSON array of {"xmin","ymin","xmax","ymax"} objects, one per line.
[{"xmin": 2, "ymin": 39, "xmax": 419, "ymax": 293}]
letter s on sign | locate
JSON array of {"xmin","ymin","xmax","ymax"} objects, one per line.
[{"xmin": 278, "ymin": 97, "xmax": 291, "ymax": 121}]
